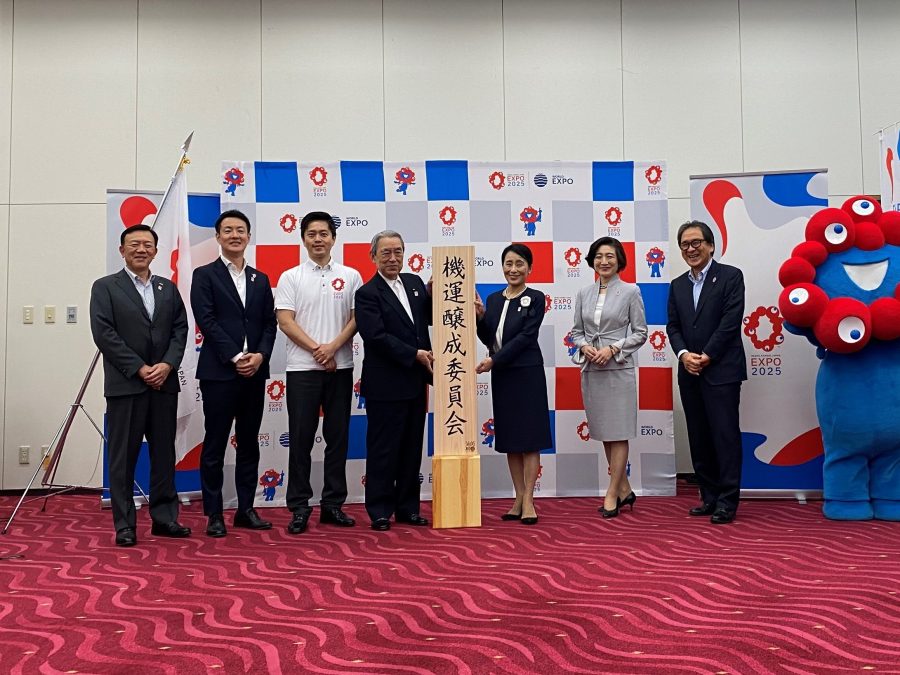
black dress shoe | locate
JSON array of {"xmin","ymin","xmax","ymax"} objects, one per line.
[
  {"xmin": 206, "ymin": 514, "xmax": 227, "ymax": 538},
  {"xmin": 521, "ymin": 516, "xmax": 538, "ymax": 525},
  {"xmin": 320, "ymin": 507, "xmax": 356, "ymax": 527},
  {"xmin": 396, "ymin": 513, "xmax": 428, "ymax": 526},
  {"xmin": 150, "ymin": 521, "xmax": 191, "ymax": 538},
  {"xmin": 689, "ymin": 502, "xmax": 717, "ymax": 517},
  {"xmin": 234, "ymin": 508, "xmax": 272, "ymax": 530},
  {"xmin": 115, "ymin": 527, "xmax": 137, "ymax": 547},
  {"xmin": 371, "ymin": 518, "xmax": 391, "ymax": 531},
  {"xmin": 287, "ymin": 510, "xmax": 311, "ymax": 535},
  {"xmin": 500, "ymin": 512, "xmax": 521, "ymax": 521},
  {"xmin": 710, "ymin": 509, "xmax": 736, "ymax": 524}
]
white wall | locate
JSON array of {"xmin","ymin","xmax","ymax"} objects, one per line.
[{"xmin": 2, "ymin": 0, "xmax": 899, "ymax": 488}]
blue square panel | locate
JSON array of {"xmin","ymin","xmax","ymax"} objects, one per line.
[
  {"xmin": 341, "ymin": 161, "xmax": 386, "ymax": 202},
  {"xmin": 347, "ymin": 415, "xmax": 369, "ymax": 460},
  {"xmin": 593, "ymin": 161, "xmax": 634, "ymax": 202},
  {"xmin": 638, "ymin": 282, "xmax": 670, "ymax": 326},
  {"xmin": 254, "ymin": 162, "xmax": 300, "ymax": 203},
  {"xmin": 426, "ymin": 160, "xmax": 469, "ymax": 201},
  {"xmin": 188, "ymin": 193, "xmax": 221, "ymax": 228}
]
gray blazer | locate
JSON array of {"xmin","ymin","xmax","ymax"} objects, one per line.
[
  {"xmin": 570, "ymin": 276, "xmax": 648, "ymax": 371},
  {"xmin": 90, "ymin": 269, "xmax": 188, "ymax": 397}
]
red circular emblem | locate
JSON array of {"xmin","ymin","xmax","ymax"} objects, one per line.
[
  {"xmin": 649, "ymin": 330, "xmax": 667, "ymax": 351},
  {"xmin": 279, "ymin": 213, "xmax": 297, "ymax": 234},
  {"xmin": 439, "ymin": 205, "xmax": 457, "ymax": 226},
  {"xmin": 309, "ymin": 166, "xmax": 328, "ymax": 187},
  {"xmin": 576, "ymin": 421, "xmax": 591, "ymax": 442},
  {"xmin": 266, "ymin": 380, "xmax": 286, "ymax": 401},
  {"xmin": 408, "ymin": 253, "xmax": 425, "ymax": 273},
  {"xmin": 544, "ymin": 294, "xmax": 552, "ymax": 314},
  {"xmin": 564, "ymin": 247, "xmax": 582, "ymax": 268},
  {"xmin": 743, "ymin": 306, "xmax": 785, "ymax": 352},
  {"xmin": 332, "ymin": 277, "xmax": 345, "ymax": 292},
  {"xmin": 489, "ymin": 171, "xmax": 506, "ymax": 190},
  {"xmin": 645, "ymin": 165, "xmax": 663, "ymax": 185},
  {"xmin": 605, "ymin": 206, "xmax": 622, "ymax": 226}
]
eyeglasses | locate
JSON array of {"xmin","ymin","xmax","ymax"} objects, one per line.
[{"xmin": 679, "ymin": 239, "xmax": 706, "ymax": 251}]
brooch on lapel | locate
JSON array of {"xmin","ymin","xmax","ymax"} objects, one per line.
[
  {"xmin": 518, "ymin": 295, "xmax": 531, "ymax": 312},
  {"xmin": 157, "ymin": 282, "xmax": 163, "ymax": 291},
  {"xmin": 413, "ymin": 290, "xmax": 419, "ymax": 297},
  {"xmin": 250, "ymin": 273, "xmax": 257, "ymax": 282},
  {"xmin": 712, "ymin": 276, "xmax": 717, "ymax": 283}
]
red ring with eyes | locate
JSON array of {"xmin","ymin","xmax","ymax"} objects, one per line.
[
  {"xmin": 813, "ymin": 297, "xmax": 871, "ymax": 354},
  {"xmin": 805, "ymin": 208, "xmax": 855, "ymax": 253},
  {"xmin": 841, "ymin": 196, "xmax": 882, "ymax": 223},
  {"xmin": 779, "ymin": 283, "xmax": 829, "ymax": 327}
]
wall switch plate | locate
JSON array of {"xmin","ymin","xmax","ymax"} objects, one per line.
[
  {"xmin": 18, "ymin": 446, "xmax": 30, "ymax": 464},
  {"xmin": 66, "ymin": 305, "xmax": 77, "ymax": 323},
  {"xmin": 44, "ymin": 305, "xmax": 56, "ymax": 323},
  {"xmin": 23, "ymin": 306, "xmax": 34, "ymax": 324}
]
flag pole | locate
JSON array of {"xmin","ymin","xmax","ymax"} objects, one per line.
[{"xmin": 1, "ymin": 133, "xmax": 195, "ymax": 535}]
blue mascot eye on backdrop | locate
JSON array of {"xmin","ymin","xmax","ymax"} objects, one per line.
[{"xmin": 778, "ymin": 196, "xmax": 900, "ymax": 521}]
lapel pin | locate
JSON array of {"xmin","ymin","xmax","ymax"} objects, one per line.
[
  {"xmin": 414, "ymin": 290, "xmax": 419, "ymax": 297},
  {"xmin": 712, "ymin": 276, "xmax": 717, "ymax": 283},
  {"xmin": 251, "ymin": 273, "xmax": 256, "ymax": 282},
  {"xmin": 157, "ymin": 283, "xmax": 163, "ymax": 291}
]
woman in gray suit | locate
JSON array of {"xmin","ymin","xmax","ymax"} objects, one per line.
[{"xmin": 571, "ymin": 237, "xmax": 648, "ymax": 518}]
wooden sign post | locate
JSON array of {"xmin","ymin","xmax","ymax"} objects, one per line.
[{"xmin": 431, "ymin": 246, "xmax": 481, "ymax": 528}]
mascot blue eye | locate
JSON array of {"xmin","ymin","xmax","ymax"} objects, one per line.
[
  {"xmin": 824, "ymin": 222, "xmax": 847, "ymax": 245},
  {"xmin": 838, "ymin": 316, "xmax": 865, "ymax": 344},
  {"xmin": 852, "ymin": 199, "xmax": 875, "ymax": 217},
  {"xmin": 789, "ymin": 288, "xmax": 809, "ymax": 305}
]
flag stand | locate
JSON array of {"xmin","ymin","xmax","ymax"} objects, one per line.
[{"xmin": 1, "ymin": 133, "xmax": 193, "ymax": 535}]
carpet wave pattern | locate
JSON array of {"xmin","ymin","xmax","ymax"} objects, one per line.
[{"xmin": 2, "ymin": 488, "xmax": 900, "ymax": 674}]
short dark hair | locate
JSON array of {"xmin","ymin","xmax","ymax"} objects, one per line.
[
  {"xmin": 586, "ymin": 237, "xmax": 627, "ymax": 271},
  {"xmin": 501, "ymin": 243, "xmax": 533, "ymax": 267},
  {"xmin": 120, "ymin": 224, "xmax": 158, "ymax": 246},
  {"xmin": 214, "ymin": 209, "xmax": 252, "ymax": 234},
  {"xmin": 677, "ymin": 220, "xmax": 715, "ymax": 249},
  {"xmin": 301, "ymin": 211, "xmax": 337, "ymax": 238}
]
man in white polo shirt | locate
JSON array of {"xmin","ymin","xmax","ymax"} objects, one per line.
[{"xmin": 275, "ymin": 211, "xmax": 362, "ymax": 534}]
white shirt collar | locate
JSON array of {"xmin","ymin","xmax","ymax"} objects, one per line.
[
  {"xmin": 378, "ymin": 271, "xmax": 402, "ymax": 286},
  {"xmin": 690, "ymin": 257, "xmax": 713, "ymax": 283},
  {"xmin": 124, "ymin": 266, "xmax": 153, "ymax": 286},
  {"xmin": 305, "ymin": 257, "xmax": 334, "ymax": 271},
  {"xmin": 220, "ymin": 254, "xmax": 246, "ymax": 274}
]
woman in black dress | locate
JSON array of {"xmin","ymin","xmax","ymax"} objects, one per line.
[{"xmin": 475, "ymin": 244, "xmax": 553, "ymax": 525}]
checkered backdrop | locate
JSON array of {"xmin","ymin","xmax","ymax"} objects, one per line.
[{"xmin": 106, "ymin": 160, "xmax": 676, "ymax": 509}]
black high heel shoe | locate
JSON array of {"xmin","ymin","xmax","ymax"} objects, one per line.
[
  {"xmin": 619, "ymin": 491, "xmax": 636, "ymax": 511},
  {"xmin": 600, "ymin": 503, "xmax": 619, "ymax": 519}
]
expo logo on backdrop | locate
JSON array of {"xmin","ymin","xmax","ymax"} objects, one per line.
[
  {"xmin": 644, "ymin": 165, "xmax": 663, "ymax": 196},
  {"xmin": 743, "ymin": 306, "xmax": 785, "ymax": 377},
  {"xmin": 439, "ymin": 205, "xmax": 457, "ymax": 237},
  {"xmin": 309, "ymin": 166, "xmax": 328, "ymax": 197},
  {"xmin": 648, "ymin": 330, "xmax": 668, "ymax": 363},
  {"xmin": 266, "ymin": 379, "xmax": 286, "ymax": 412},
  {"xmin": 604, "ymin": 205, "xmax": 623, "ymax": 237},
  {"xmin": 564, "ymin": 247, "xmax": 582, "ymax": 278}
]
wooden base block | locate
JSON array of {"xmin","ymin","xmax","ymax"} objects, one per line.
[{"xmin": 432, "ymin": 455, "xmax": 482, "ymax": 529}]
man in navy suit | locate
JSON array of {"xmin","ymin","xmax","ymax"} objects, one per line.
[
  {"xmin": 191, "ymin": 210, "xmax": 277, "ymax": 537},
  {"xmin": 355, "ymin": 230, "xmax": 433, "ymax": 531},
  {"xmin": 667, "ymin": 220, "xmax": 746, "ymax": 524},
  {"xmin": 90, "ymin": 224, "xmax": 189, "ymax": 547}
]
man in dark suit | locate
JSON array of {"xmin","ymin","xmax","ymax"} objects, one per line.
[
  {"xmin": 355, "ymin": 230, "xmax": 433, "ymax": 531},
  {"xmin": 90, "ymin": 224, "xmax": 190, "ymax": 546},
  {"xmin": 191, "ymin": 210, "xmax": 277, "ymax": 537},
  {"xmin": 667, "ymin": 220, "xmax": 747, "ymax": 524}
]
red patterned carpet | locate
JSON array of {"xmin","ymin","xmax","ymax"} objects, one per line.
[{"xmin": 2, "ymin": 485, "xmax": 900, "ymax": 675}]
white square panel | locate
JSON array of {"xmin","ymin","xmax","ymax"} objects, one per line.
[
  {"xmin": 262, "ymin": 0, "xmax": 384, "ymax": 160},
  {"xmin": 504, "ymin": 0, "xmax": 624, "ymax": 161},
  {"xmin": 622, "ymin": 0, "xmax": 743, "ymax": 199},
  {"xmin": 383, "ymin": 0, "xmax": 504, "ymax": 160},
  {"xmin": 10, "ymin": 0, "xmax": 137, "ymax": 204},
  {"xmin": 137, "ymin": 1, "xmax": 262, "ymax": 195},
  {"xmin": 741, "ymin": 0, "xmax": 862, "ymax": 196}
]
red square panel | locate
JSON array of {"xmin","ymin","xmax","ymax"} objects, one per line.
[
  {"xmin": 256, "ymin": 245, "xmax": 300, "ymax": 288},
  {"xmin": 513, "ymin": 240, "xmax": 554, "ymax": 284},
  {"xmin": 619, "ymin": 241, "xmax": 636, "ymax": 283},
  {"xmin": 555, "ymin": 367, "xmax": 584, "ymax": 410},
  {"xmin": 638, "ymin": 367, "xmax": 673, "ymax": 410},
  {"xmin": 343, "ymin": 243, "xmax": 376, "ymax": 282}
]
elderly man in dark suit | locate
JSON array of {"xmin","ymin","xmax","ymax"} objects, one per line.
[
  {"xmin": 191, "ymin": 209, "xmax": 277, "ymax": 538},
  {"xmin": 90, "ymin": 224, "xmax": 189, "ymax": 546},
  {"xmin": 354, "ymin": 230, "xmax": 433, "ymax": 531},
  {"xmin": 667, "ymin": 220, "xmax": 747, "ymax": 524}
]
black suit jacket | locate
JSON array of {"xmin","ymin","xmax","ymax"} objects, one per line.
[
  {"xmin": 476, "ymin": 287, "xmax": 546, "ymax": 369},
  {"xmin": 355, "ymin": 272, "xmax": 432, "ymax": 401},
  {"xmin": 90, "ymin": 269, "xmax": 188, "ymax": 397},
  {"xmin": 666, "ymin": 258, "xmax": 747, "ymax": 386},
  {"xmin": 191, "ymin": 259, "xmax": 277, "ymax": 382}
]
